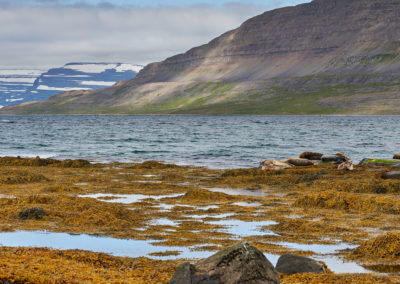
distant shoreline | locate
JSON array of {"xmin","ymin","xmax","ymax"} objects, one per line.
[{"xmin": 1, "ymin": 113, "xmax": 400, "ymax": 117}]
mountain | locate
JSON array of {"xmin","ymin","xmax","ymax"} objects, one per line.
[
  {"xmin": 2, "ymin": 0, "xmax": 400, "ymax": 115},
  {"xmin": 0, "ymin": 63, "xmax": 142, "ymax": 108},
  {"xmin": 0, "ymin": 69, "xmax": 45, "ymax": 108}
]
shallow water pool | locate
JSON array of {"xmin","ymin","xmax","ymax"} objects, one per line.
[
  {"xmin": 0, "ymin": 231, "xmax": 375, "ymax": 274},
  {"xmin": 78, "ymin": 193, "xmax": 185, "ymax": 204}
]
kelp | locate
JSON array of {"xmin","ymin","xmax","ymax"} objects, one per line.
[
  {"xmin": 0, "ymin": 247, "xmax": 180, "ymax": 283},
  {"xmin": 351, "ymin": 233, "xmax": 400, "ymax": 261},
  {"xmin": 0, "ymin": 158, "xmax": 399, "ymax": 282}
]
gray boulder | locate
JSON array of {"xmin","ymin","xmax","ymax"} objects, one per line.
[
  {"xmin": 276, "ymin": 254, "xmax": 325, "ymax": 275},
  {"xmin": 170, "ymin": 242, "xmax": 279, "ymax": 284},
  {"xmin": 299, "ymin": 152, "xmax": 323, "ymax": 161},
  {"xmin": 383, "ymin": 171, "xmax": 400, "ymax": 179}
]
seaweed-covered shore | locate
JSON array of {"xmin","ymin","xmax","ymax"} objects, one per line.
[{"xmin": 0, "ymin": 156, "xmax": 399, "ymax": 283}]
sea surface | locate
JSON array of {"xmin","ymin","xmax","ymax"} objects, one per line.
[{"xmin": 0, "ymin": 115, "xmax": 399, "ymax": 169}]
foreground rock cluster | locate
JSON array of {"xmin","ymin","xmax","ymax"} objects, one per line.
[{"xmin": 170, "ymin": 242, "xmax": 325, "ymax": 284}]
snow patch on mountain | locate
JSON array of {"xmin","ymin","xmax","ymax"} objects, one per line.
[
  {"xmin": 64, "ymin": 63, "xmax": 119, "ymax": 73},
  {"xmin": 36, "ymin": 85, "xmax": 92, "ymax": 91},
  {"xmin": 115, "ymin": 64, "xmax": 143, "ymax": 73},
  {"xmin": 0, "ymin": 68, "xmax": 45, "ymax": 107},
  {"xmin": 79, "ymin": 81, "xmax": 116, "ymax": 86},
  {"xmin": 0, "ymin": 63, "xmax": 143, "ymax": 106}
]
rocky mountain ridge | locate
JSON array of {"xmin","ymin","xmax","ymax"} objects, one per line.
[{"xmin": 2, "ymin": 0, "xmax": 400, "ymax": 115}]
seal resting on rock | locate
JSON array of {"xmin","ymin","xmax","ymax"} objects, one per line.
[
  {"xmin": 337, "ymin": 161, "xmax": 354, "ymax": 171},
  {"xmin": 335, "ymin": 153, "xmax": 353, "ymax": 170},
  {"xmin": 335, "ymin": 152, "xmax": 350, "ymax": 161},
  {"xmin": 299, "ymin": 151, "xmax": 323, "ymax": 161},
  {"xmin": 261, "ymin": 160, "xmax": 292, "ymax": 171},
  {"xmin": 285, "ymin": 158, "xmax": 314, "ymax": 167},
  {"xmin": 322, "ymin": 152, "xmax": 351, "ymax": 164}
]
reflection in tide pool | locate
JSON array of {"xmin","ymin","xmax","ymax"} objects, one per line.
[
  {"xmin": 313, "ymin": 255, "xmax": 372, "ymax": 274},
  {"xmin": 0, "ymin": 231, "xmax": 210, "ymax": 260},
  {"xmin": 208, "ymin": 220, "xmax": 278, "ymax": 237},
  {"xmin": 0, "ymin": 231, "xmax": 375, "ymax": 274},
  {"xmin": 0, "ymin": 194, "xmax": 15, "ymax": 199},
  {"xmin": 150, "ymin": 218, "xmax": 179, "ymax": 226},
  {"xmin": 77, "ymin": 193, "xmax": 184, "ymax": 204},
  {"xmin": 275, "ymin": 242, "xmax": 357, "ymax": 254},
  {"xmin": 205, "ymin": 187, "xmax": 268, "ymax": 197},
  {"xmin": 233, "ymin": 202, "xmax": 262, "ymax": 207}
]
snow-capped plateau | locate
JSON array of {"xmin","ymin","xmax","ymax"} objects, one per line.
[
  {"xmin": 0, "ymin": 69, "xmax": 45, "ymax": 107},
  {"xmin": 0, "ymin": 63, "xmax": 143, "ymax": 106}
]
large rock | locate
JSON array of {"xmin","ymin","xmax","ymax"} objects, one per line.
[
  {"xmin": 261, "ymin": 160, "xmax": 292, "ymax": 171},
  {"xmin": 275, "ymin": 254, "xmax": 325, "ymax": 275},
  {"xmin": 299, "ymin": 152, "xmax": 323, "ymax": 161},
  {"xmin": 169, "ymin": 242, "xmax": 280, "ymax": 284},
  {"xmin": 383, "ymin": 171, "xmax": 400, "ymax": 179},
  {"xmin": 285, "ymin": 158, "xmax": 314, "ymax": 167},
  {"xmin": 393, "ymin": 154, "xmax": 400, "ymax": 160}
]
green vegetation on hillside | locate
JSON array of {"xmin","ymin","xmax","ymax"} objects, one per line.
[{"xmin": 2, "ymin": 74, "xmax": 400, "ymax": 115}]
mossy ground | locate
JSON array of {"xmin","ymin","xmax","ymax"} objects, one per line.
[{"xmin": 0, "ymin": 157, "xmax": 399, "ymax": 282}]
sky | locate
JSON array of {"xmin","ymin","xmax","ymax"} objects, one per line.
[{"xmin": 0, "ymin": 0, "xmax": 309, "ymax": 69}]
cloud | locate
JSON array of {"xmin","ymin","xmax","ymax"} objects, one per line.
[{"xmin": 0, "ymin": 1, "xmax": 307, "ymax": 68}]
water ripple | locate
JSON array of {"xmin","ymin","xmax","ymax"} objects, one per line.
[{"xmin": 0, "ymin": 115, "xmax": 399, "ymax": 169}]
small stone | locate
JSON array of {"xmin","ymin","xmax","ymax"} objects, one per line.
[
  {"xmin": 169, "ymin": 242, "xmax": 280, "ymax": 284},
  {"xmin": 383, "ymin": 171, "xmax": 400, "ymax": 179},
  {"xmin": 18, "ymin": 207, "xmax": 46, "ymax": 220},
  {"xmin": 299, "ymin": 151, "xmax": 323, "ymax": 160},
  {"xmin": 276, "ymin": 254, "xmax": 325, "ymax": 275},
  {"xmin": 285, "ymin": 158, "xmax": 314, "ymax": 167}
]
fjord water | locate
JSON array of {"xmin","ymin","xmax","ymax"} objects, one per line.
[{"xmin": 0, "ymin": 115, "xmax": 399, "ymax": 168}]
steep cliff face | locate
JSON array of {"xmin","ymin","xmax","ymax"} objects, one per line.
[
  {"xmin": 2, "ymin": 0, "xmax": 400, "ymax": 115},
  {"xmin": 134, "ymin": 0, "xmax": 400, "ymax": 83}
]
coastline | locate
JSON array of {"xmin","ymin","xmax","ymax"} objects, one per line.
[
  {"xmin": 1, "ymin": 115, "xmax": 400, "ymax": 169},
  {"xmin": 2, "ymin": 113, "xmax": 400, "ymax": 117},
  {"xmin": 0, "ymin": 156, "xmax": 399, "ymax": 282}
]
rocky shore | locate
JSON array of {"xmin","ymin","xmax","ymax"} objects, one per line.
[{"xmin": 0, "ymin": 155, "xmax": 399, "ymax": 283}]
